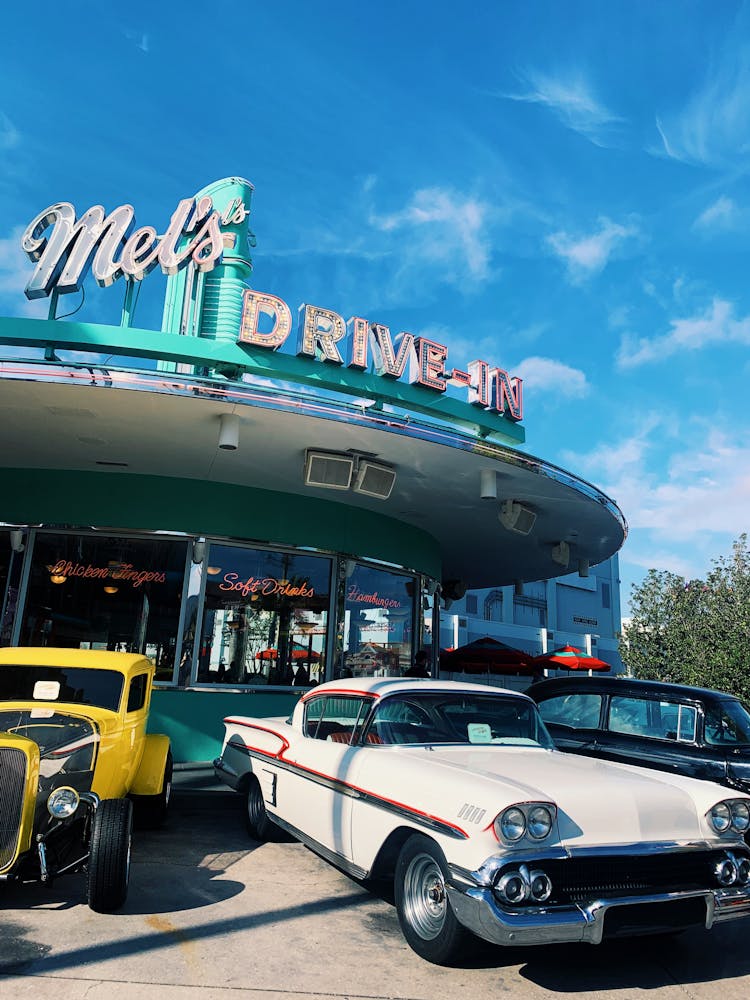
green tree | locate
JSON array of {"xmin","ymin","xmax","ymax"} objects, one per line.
[{"xmin": 623, "ymin": 535, "xmax": 750, "ymax": 701}]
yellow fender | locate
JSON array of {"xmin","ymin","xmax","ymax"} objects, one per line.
[{"xmin": 131, "ymin": 734, "xmax": 171, "ymax": 795}]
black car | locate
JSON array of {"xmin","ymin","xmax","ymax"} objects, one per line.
[{"xmin": 529, "ymin": 674, "xmax": 750, "ymax": 793}]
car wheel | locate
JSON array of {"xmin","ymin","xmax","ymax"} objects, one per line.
[
  {"xmin": 245, "ymin": 774, "xmax": 277, "ymax": 841},
  {"xmin": 133, "ymin": 750, "xmax": 173, "ymax": 828},
  {"xmin": 87, "ymin": 798, "xmax": 133, "ymax": 913},
  {"xmin": 395, "ymin": 833, "xmax": 470, "ymax": 964}
]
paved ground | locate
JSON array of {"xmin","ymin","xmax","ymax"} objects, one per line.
[{"xmin": 4, "ymin": 769, "xmax": 750, "ymax": 1000}]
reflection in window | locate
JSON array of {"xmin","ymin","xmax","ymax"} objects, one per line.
[
  {"xmin": 19, "ymin": 532, "xmax": 187, "ymax": 679},
  {"xmin": 704, "ymin": 701, "xmax": 750, "ymax": 746},
  {"xmin": 538, "ymin": 693, "xmax": 602, "ymax": 729},
  {"xmin": 197, "ymin": 545, "xmax": 331, "ymax": 686},
  {"xmin": 483, "ymin": 591, "xmax": 503, "ymax": 622},
  {"xmin": 340, "ymin": 563, "xmax": 415, "ymax": 678},
  {"xmin": 608, "ymin": 696, "xmax": 698, "ymax": 741}
]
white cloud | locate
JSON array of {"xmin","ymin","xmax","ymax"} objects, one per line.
[
  {"xmin": 513, "ymin": 356, "xmax": 588, "ymax": 398},
  {"xmin": 693, "ymin": 195, "xmax": 737, "ymax": 230},
  {"xmin": 546, "ymin": 216, "xmax": 638, "ymax": 283},
  {"xmin": 655, "ymin": 41, "xmax": 750, "ymax": 167},
  {"xmin": 0, "ymin": 111, "xmax": 19, "ymax": 150},
  {"xmin": 502, "ymin": 70, "xmax": 623, "ymax": 147},
  {"xmin": 370, "ymin": 187, "xmax": 492, "ymax": 284},
  {"xmin": 617, "ymin": 298, "xmax": 750, "ymax": 368}
]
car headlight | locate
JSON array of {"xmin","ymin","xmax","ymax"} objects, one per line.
[
  {"xmin": 498, "ymin": 807, "xmax": 526, "ymax": 842},
  {"xmin": 710, "ymin": 801, "xmax": 732, "ymax": 833},
  {"xmin": 731, "ymin": 800, "xmax": 750, "ymax": 833},
  {"xmin": 47, "ymin": 786, "xmax": 80, "ymax": 819},
  {"xmin": 527, "ymin": 805, "xmax": 553, "ymax": 840}
]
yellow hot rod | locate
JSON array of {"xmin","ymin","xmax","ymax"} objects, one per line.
[{"xmin": 0, "ymin": 647, "xmax": 171, "ymax": 911}]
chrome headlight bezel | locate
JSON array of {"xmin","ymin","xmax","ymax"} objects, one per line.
[
  {"xmin": 493, "ymin": 801, "xmax": 557, "ymax": 845},
  {"xmin": 708, "ymin": 798, "xmax": 750, "ymax": 835},
  {"xmin": 47, "ymin": 785, "xmax": 81, "ymax": 819}
]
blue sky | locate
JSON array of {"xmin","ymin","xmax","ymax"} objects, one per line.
[{"xmin": 2, "ymin": 0, "xmax": 750, "ymax": 614}]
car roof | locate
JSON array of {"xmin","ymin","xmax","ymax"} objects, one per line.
[
  {"xmin": 0, "ymin": 646, "xmax": 153, "ymax": 675},
  {"xmin": 528, "ymin": 674, "xmax": 739, "ymax": 704},
  {"xmin": 303, "ymin": 676, "xmax": 533, "ymax": 703}
]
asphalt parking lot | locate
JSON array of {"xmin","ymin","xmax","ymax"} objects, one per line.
[{"xmin": 4, "ymin": 769, "xmax": 750, "ymax": 1000}]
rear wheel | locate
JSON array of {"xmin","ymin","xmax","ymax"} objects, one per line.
[
  {"xmin": 87, "ymin": 798, "xmax": 132, "ymax": 913},
  {"xmin": 245, "ymin": 774, "xmax": 277, "ymax": 841},
  {"xmin": 395, "ymin": 833, "xmax": 470, "ymax": 965}
]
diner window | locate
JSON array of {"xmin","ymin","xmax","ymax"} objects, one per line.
[
  {"xmin": 513, "ymin": 581, "xmax": 547, "ymax": 627},
  {"xmin": 19, "ymin": 532, "xmax": 187, "ymax": 679},
  {"xmin": 196, "ymin": 545, "xmax": 331, "ymax": 686},
  {"xmin": 340, "ymin": 562, "xmax": 415, "ymax": 678}
]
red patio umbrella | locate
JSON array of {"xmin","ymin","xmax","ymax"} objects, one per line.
[
  {"xmin": 440, "ymin": 637, "xmax": 534, "ymax": 675},
  {"xmin": 532, "ymin": 645, "xmax": 610, "ymax": 672}
]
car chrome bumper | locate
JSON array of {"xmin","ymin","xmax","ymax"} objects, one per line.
[{"xmin": 446, "ymin": 884, "xmax": 750, "ymax": 947}]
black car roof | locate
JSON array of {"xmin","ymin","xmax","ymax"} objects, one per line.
[{"xmin": 528, "ymin": 674, "xmax": 741, "ymax": 705}]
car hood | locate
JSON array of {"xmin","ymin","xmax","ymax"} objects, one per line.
[{"xmin": 371, "ymin": 745, "xmax": 735, "ymax": 847}]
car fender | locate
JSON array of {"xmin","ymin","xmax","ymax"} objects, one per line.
[{"xmin": 130, "ymin": 734, "xmax": 171, "ymax": 795}]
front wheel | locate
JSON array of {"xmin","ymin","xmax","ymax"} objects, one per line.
[
  {"xmin": 394, "ymin": 833, "xmax": 470, "ymax": 965},
  {"xmin": 87, "ymin": 798, "xmax": 133, "ymax": 913}
]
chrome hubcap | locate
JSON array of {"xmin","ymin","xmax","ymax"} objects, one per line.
[{"xmin": 403, "ymin": 852, "xmax": 447, "ymax": 940}]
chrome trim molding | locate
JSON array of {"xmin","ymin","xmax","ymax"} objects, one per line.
[{"xmin": 270, "ymin": 814, "xmax": 369, "ymax": 881}]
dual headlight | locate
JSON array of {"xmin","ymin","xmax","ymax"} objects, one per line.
[
  {"xmin": 708, "ymin": 798, "xmax": 750, "ymax": 835},
  {"xmin": 494, "ymin": 801, "xmax": 557, "ymax": 844},
  {"xmin": 47, "ymin": 786, "xmax": 80, "ymax": 819}
]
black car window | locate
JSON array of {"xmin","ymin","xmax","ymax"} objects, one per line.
[
  {"xmin": 609, "ymin": 696, "xmax": 696, "ymax": 742},
  {"xmin": 537, "ymin": 693, "xmax": 602, "ymax": 729},
  {"xmin": 126, "ymin": 674, "xmax": 148, "ymax": 713},
  {"xmin": 704, "ymin": 701, "xmax": 750, "ymax": 746}
]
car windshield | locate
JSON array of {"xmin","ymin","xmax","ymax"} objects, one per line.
[
  {"xmin": 0, "ymin": 664, "xmax": 124, "ymax": 713},
  {"xmin": 704, "ymin": 699, "xmax": 750, "ymax": 746},
  {"xmin": 365, "ymin": 692, "xmax": 554, "ymax": 748}
]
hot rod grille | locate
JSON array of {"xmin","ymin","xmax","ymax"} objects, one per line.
[
  {"xmin": 0, "ymin": 747, "xmax": 27, "ymax": 871},
  {"xmin": 528, "ymin": 850, "xmax": 747, "ymax": 904}
]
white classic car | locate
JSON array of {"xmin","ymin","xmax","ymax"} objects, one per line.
[{"xmin": 214, "ymin": 678, "xmax": 750, "ymax": 964}]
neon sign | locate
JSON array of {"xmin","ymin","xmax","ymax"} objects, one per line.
[
  {"xmin": 219, "ymin": 574, "xmax": 316, "ymax": 599},
  {"xmin": 240, "ymin": 291, "xmax": 523, "ymax": 420},
  {"xmin": 21, "ymin": 195, "xmax": 248, "ymax": 300},
  {"xmin": 48, "ymin": 560, "xmax": 166, "ymax": 588}
]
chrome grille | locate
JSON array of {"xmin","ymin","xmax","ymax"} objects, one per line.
[{"xmin": 0, "ymin": 747, "xmax": 28, "ymax": 871}]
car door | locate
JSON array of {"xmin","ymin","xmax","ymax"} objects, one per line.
[{"xmin": 279, "ymin": 692, "xmax": 373, "ymax": 860}]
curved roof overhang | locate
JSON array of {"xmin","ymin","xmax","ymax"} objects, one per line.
[{"xmin": 0, "ymin": 316, "xmax": 626, "ymax": 589}]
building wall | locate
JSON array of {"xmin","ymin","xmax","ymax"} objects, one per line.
[{"xmin": 438, "ymin": 554, "xmax": 623, "ymax": 684}]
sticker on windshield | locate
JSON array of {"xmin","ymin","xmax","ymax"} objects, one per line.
[
  {"xmin": 467, "ymin": 723, "xmax": 492, "ymax": 743},
  {"xmin": 33, "ymin": 680, "xmax": 60, "ymax": 701},
  {"xmin": 29, "ymin": 708, "xmax": 55, "ymax": 718}
]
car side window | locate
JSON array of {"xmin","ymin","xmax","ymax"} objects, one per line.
[
  {"xmin": 305, "ymin": 695, "xmax": 372, "ymax": 744},
  {"xmin": 537, "ymin": 693, "xmax": 602, "ymax": 729},
  {"xmin": 126, "ymin": 674, "xmax": 148, "ymax": 713},
  {"xmin": 608, "ymin": 696, "xmax": 696, "ymax": 742}
]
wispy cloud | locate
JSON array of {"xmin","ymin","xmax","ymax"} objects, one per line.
[
  {"xmin": 123, "ymin": 29, "xmax": 149, "ymax": 54},
  {"xmin": 0, "ymin": 111, "xmax": 19, "ymax": 150},
  {"xmin": 513, "ymin": 356, "xmax": 588, "ymax": 398},
  {"xmin": 693, "ymin": 195, "xmax": 738, "ymax": 230},
  {"xmin": 655, "ymin": 40, "xmax": 750, "ymax": 167},
  {"xmin": 369, "ymin": 187, "xmax": 492, "ymax": 285},
  {"xmin": 546, "ymin": 216, "xmax": 639, "ymax": 284},
  {"xmin": 617, "ymin": 298, "xmax": 750, "ymax": 368},
  {"xmin": 501, "ymin": 69, "xmax": 623, "ymax": 147},
  {"xmin": 566, "ymin": 419, "xmax": 750, "ymax": 592}
]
